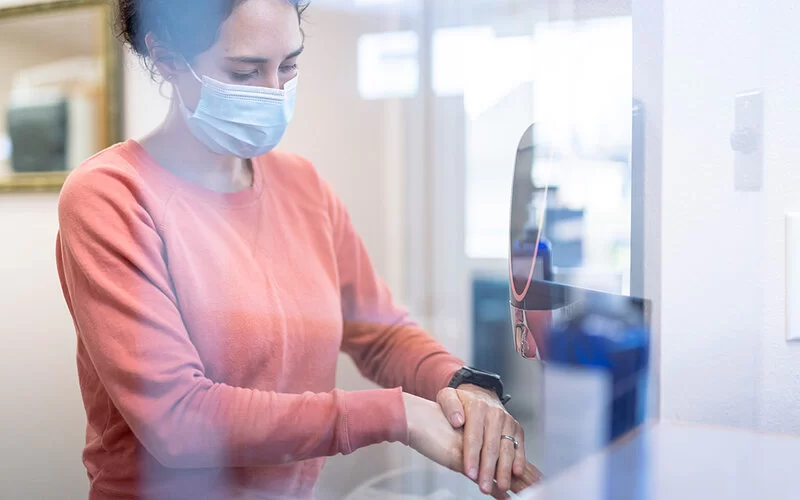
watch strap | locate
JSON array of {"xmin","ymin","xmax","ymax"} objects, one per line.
[{"xmin": 448, "ymin": 366, "xmax": 511, "ymax": 405}]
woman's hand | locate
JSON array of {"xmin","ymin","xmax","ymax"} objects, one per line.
[
  {"xmin": 403, "ymin": 392, "xmax": 541, "ymax": 498},
  {"xmin": 436, "ymin": 385, "xmax": 538, "ymax": 495},
  {"xmin": 403, "ymin": 392, "xmax": 463, "ymax": 473}
]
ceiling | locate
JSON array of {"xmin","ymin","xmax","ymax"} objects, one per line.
[
  {"xmin": 312, "ymin": 0, "xmax": 630, "ymax": 17},
  {"xmin": 311, "ymin": 0, "xmax": 630, "ymax": 37}
]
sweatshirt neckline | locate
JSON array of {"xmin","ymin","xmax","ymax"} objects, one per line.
[{"xmin": 123, "ymin": 140, "xmax": 265, "ymax": 207}]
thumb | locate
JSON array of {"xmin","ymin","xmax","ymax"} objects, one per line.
[{"xmin": 436, "ymin": 387, "xmax": 466, "ymax": 428}]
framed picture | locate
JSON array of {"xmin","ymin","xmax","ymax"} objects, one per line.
[{"xmin": 0, "ymin": 0, "xmax": 122, "ymax": 193}]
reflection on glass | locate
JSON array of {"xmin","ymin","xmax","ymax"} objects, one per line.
[
  {"xmin": 508, "ymin": 123, "xmax": 649, "ymax": 361},
  {"xmin": 465, "ymin": 16, "xmax": 633, "ymax": 292},
  {"xmin": 509, "ymin": 124, "xmax": 553, "ymax": 360}
]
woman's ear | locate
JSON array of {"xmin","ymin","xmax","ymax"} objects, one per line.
[{"xmin": 144, "ymin": 32, "xmax": 186, "ymax": 82}]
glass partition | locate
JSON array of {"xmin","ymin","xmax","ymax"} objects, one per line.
[{"xmin": 298, "ymin": 0, "xmax": 639, "ymax": 496}]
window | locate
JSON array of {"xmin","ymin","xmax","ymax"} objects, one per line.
[
  {"xmin": 457, "ymin": 17, "xmax": 633, "ymax": 293},
  {"xmin": 357, "ymin": 31, "xmax": 419, "ymax": 100}
]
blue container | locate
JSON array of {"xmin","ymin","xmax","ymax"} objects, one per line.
[
  {"xmin": 545, "ymin": 294, "xmax": 650, "ymax": 440},
  {"xmin": 540, "ymin": 293, "xmax": 650, "ymax": 477},
  {"xmin": 510, "ymin": 236, "xmax": 553, "ymax": 285}
]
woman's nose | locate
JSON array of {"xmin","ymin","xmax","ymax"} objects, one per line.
[{"xmin": 263, "ymin": 72, "xmax": 281, "ymax": 90}]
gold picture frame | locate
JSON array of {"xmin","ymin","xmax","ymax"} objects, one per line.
[{"xmin": 0, "ymin": 0, "xmax": 122, "ymax": 193}]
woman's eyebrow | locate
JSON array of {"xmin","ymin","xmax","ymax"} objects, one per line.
[
  {"xmin": 224, "ymin": 46, "xmax": 304, "ymax": 64},
  {"xmin": 225, "ymin": 56, "xmax": 269, "ymax": 64},
  {"xmin": 284, "ymin": 45, "xmax": 305, "ymax": 59}
]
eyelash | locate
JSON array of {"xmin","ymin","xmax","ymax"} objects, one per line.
[
  {"xmin": 230, "ymin": 64, "xmax": 298, "ymax": 82},
  {"xmin": 231, "ymin": 71, "xmax": 259, "ymax": 82}
]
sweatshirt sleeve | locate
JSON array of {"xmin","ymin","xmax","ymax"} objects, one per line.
[
  {"xmin": 325, "ymin": 184, "xmax": 464, "ymax": 402},
  {"xmin": 55, "ymin": 165, "xmax": 408, "ymax": 470}
]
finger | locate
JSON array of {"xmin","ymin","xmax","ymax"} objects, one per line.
[
  {"xmin": 463, "ymin": 400, "xmax": 487, "ymax": 482},
  {"xmin": 511, "ymin": 462, "xmax": 544, "ymax": 493},
  {"xmin": 494, "ymin": 418, "xmax": 517, "ymax": 492},
  {"xmin": 436, "ymin": 388, "xmax": 466, "ymax": 428},
  {"xmin": 512, "ymin": 423, "xmax": 527, "ymax": 477},
  {"xmin": 478, "ymin": 409, "xmax": 505, "ymax": 494}
]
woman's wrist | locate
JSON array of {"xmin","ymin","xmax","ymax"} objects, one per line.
[
  {"xmin": 401, "ymin": 392, "xmax": 419, "ymax": 443},
  {"xmin": 341, "ymin": 388, "xmax": 409, "ymax": 451}
]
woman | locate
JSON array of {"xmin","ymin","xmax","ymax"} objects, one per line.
[{"xmin": 56, "ymin": 0, "xmax": 540, "ymax": 498}]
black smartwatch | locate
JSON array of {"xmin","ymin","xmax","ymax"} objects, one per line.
[{"xmin": 448, "ymin": 366, "xmax": 511, "ymax": 405}]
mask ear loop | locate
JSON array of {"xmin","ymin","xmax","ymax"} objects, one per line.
[
  {"xmin": 184, "ymin": 63, "xmax": 204, "ymax": 84},
  {"xmin": 158, "ymin": 78, "xmax": 171, "ymax": 100},
  {"xmin": 170, "ymin": 58, "xmax": 205, "ymax": 113},
  {"xmin": 158, "ymin": 70, "xmax": 181, "ymax": 100}
]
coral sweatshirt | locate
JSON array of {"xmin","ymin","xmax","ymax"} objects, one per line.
[{"xmin": 55, "ymin": 140, "xmax": 463, "ymax": 499}]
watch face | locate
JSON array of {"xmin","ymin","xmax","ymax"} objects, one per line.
[{"xmin": 467, "ymin": 367, "xmax": 498, "ymax": 380}]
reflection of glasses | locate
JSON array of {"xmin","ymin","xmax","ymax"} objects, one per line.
[
  {"xmin": 514, "ymin": 316, "xmax": 542, "ymax": 360},
  {"xmin": 514, "ymin": 323, "xmax": 531, "ymax": 359}
]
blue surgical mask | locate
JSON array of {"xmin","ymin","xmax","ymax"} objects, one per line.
[{"xmin": 176, "ymin": 66, "xmax": 298, "ymax": 158}]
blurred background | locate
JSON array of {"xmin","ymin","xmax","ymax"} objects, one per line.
[
  {"xmin": 0, "ymin": 3, "xmax": 115, "ymax": 187},
  {"xmin": 1, "ymin": 0, "xmax": 800, "ymax": 498}
]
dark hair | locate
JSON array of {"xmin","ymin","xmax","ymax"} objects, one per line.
[{"xmin": 116, "ymin": 0, "xmax": 309, "ymax": 78}]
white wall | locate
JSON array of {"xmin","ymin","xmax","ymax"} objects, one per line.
[
  {"xmin": 656, "ymin": 0, "xmax": 800, "ymax": 432},
  {"xmin": 659, "ymin": 0, "xmax": 765, "ymax": 428},
  {"xmin": 0, "ymin": 0, "xmax": 39, "ymax": 6},
  {"xmin": 0, "ymin": 193, "xmax": 87, "ymax": 498},
  {"xmin": 755, "ymin": 0, "xmax": 800, "ymax": 433},
  {"xmin": 0, "ymin": 7, "xmax": 157, "ymax": 497}
]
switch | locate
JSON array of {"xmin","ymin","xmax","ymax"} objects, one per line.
[
  {"xmin": 788, "ymin": 213, "xmax": 800, "ymax": 341},
  {"xmin": 731, "ymin": 90, "xmax": 764, "ymax": 192}
]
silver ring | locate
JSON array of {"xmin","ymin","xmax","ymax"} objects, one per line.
[{"xmin": 501, "ymin": 434, "xmax": 519, "ymax": 450}]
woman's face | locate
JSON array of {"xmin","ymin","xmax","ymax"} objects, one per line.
[{"xmin": 174, "ymin": 0, "xmax": 303, "ymax": 109}]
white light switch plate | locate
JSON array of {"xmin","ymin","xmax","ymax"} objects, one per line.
[
  {"xmin": 733, "ymin": 91, "xmax": 764, "ymax": 192},
  {"xmin": 788, "ymin": 213, "xmax": 800, "ymax": 341}
]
